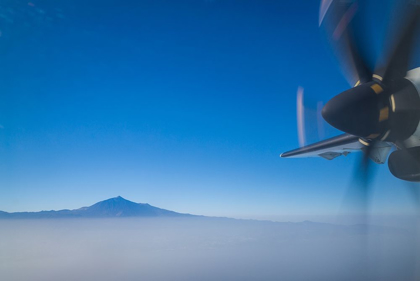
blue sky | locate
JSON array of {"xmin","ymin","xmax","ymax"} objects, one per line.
[{"xmin": 0, "ymin": 0, "xmax": 417, "ymax": 220}]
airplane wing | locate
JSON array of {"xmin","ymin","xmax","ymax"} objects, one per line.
[{"xmin": 281, "ymin": 134, "xmax": 392, "ymax": 163}]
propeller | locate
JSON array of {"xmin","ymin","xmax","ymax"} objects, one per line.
[
  {"xmin": 297, "ymin": 87, "xmax": 306, "ymax": 147},
  {"xmin": 318, "ymin": 0, "xmax": 420, "ymax": 226},
  {"xmin": 296, "ymin": 87, "xmax": 326, "ymax": 147},
  {"xmin": 321, "ymin": 0, "xmax": 420, "ymax": 175},
  {"xmin": 319, "ymin": 0, "xmax": 372, "ymax": 87},
  {"xmin": 307, "ymin": 2, "xmax": 420, "ymax": 275},
  {"xmin": 376, "ymin": 4, "xmax": 420, "ymax": 84}
]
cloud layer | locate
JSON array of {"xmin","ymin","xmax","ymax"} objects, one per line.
[{"xmin": 0, "ymin": 218, "xmax": 418, "ymax": 281}]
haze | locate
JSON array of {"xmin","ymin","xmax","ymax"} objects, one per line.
[{"xmin": 1, "ymin": 217, "xmax": 418, "ymax": 281}]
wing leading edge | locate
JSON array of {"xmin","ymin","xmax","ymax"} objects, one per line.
[
  {"xmin": 281, "ymin": 134, "xmax": 392, "ymax": 163},
  {"xmin": 281, "ymin": 134, "xmax": 365, "ymax": 160}
]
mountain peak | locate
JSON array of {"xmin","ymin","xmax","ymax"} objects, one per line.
[
  {"xmin": 100, "ymin": 196, "xmax": 135, "ymax": 204},
  {"xmin": 111, "ymin": 196, "xmax": 128, "ymax": 201},
  {"xmin": 0, "ymin": 197, "xmax": 190, "ymax": 219},
  {"xmin": 83, "ymin": 197, "xmax": 181, "ymax": 217}
]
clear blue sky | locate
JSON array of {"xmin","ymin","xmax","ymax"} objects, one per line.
[{"xmin": 0, "ymin": 0, "xmax": 416, "ymax": 220}]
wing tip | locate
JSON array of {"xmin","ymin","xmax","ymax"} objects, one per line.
[{"xmin": 280, "ymin": 151, "xmax": 295, "ymax": 158}]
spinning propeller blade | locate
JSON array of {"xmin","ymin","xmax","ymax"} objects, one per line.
[{"xmin": 320, "ymin": 0, "xmax": 372, "ymax": 86}]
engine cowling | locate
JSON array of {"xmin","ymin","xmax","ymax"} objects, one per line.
[{"xmin": 388, "ymin": 146, "xmax": 420, "ymax": 181}]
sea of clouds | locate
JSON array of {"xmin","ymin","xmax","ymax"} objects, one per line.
[{"xmin": 0, "ymin": 217, "xmax": 419, "ymax": 281}]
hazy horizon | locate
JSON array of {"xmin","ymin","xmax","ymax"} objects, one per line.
[
  {"xmin": 0, "ymin": 196, "xmax": 418, "ymax": 230},
  {"xmin": 1, "ymin": 217, "xmax": 419, "ymax": 281}
]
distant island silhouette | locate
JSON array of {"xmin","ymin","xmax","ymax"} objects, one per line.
[{"xmin": 0, "ymin": 196, "xmax": 194, "ymax": 219}]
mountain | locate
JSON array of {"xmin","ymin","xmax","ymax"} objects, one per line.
[{"xmin": 0, "ymin": 196, "xmax": 192, "ymax": 219}]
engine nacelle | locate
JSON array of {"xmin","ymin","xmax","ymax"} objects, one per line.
[
  {"xmin": 388, "ymin": 146, "xmax": 420, "ymax": 181},
  {"xmin": 403, "ymin": 68, "xmax": 420, "ymax": 148}
]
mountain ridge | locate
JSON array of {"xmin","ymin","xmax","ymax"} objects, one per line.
[{"xmin": 0, "ymin": 196, "xmax": 193, "ymax": 219}]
